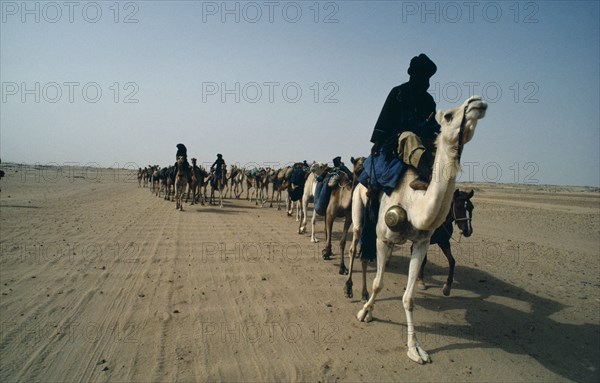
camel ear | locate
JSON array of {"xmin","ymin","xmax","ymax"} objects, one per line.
[
  {"xmin": 351, "ymin": 157, "xmax": 356, "ymax": 165},
  {"xmin": 436, "ymin": 110, "xmax": 444, "ymax": 124},
  {"xmin": 454, "ymin": 189, "xmax": 460, "ymax": 197},
  {"xmin": 468, "ymin": 189, "xmax": 474, "ymax": 198}
]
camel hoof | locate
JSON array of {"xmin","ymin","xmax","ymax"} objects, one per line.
[
  {"xmin": 344, "ymin": 281, "xmax": 353, "ymax": 298},
  {"xmin": 407, "ymin": 345, "xmax": 431, "ymax": 364},
  {"xmin": 322, "ymin": 254, "xmax": 332, "ymax": 261},
  {"xmin": 339, "ymin": 266, "xmax": 348, "ymax": 275},
  {"xmin": 361, "ymin": 292, "xmax": 369, "ymax": 303},
  {"xmin": 417, "ymin": 280, "xmax": 427, "ymax": 291},
  {"xmin": 311, "ymin": 238, "xmax": 319, "ymax": 243},
  {"xmin": 442, "ymin": 284, "xmax": 451, "ymax": 296},
  {"xmin": 357, "ymin": 308, "xmax": 372, "ymax": 322}
]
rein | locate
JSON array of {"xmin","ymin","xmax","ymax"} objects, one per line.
[{"xmin": 456, "ymin": 104, "xmax": 468, "ymax": 162}]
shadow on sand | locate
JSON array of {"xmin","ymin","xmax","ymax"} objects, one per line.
[{"xmin": 341, "ymin": 256, "xmax": 599, "ymax": 382}]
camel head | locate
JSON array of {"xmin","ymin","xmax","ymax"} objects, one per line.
[
  {"xmin": 435, "ymin": 96, "xmax": 487, "ymax": 156},
  {"xmin": 350, "ymin": 156, "xmax": 366, "ymax": 177},
  {"xmin": 309, "ymin": 162, "xmax": 329, "ymax": 176}
]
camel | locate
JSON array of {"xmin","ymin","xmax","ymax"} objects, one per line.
[
  {"xmin": 345, "ymin": 188, "xmax": 475, "ymax": 302},
  {"xmin": 320, "ymin": 157, "xmax": 365, "ymax": 276},
  {"xmin": 244, "ymin": 168, "xmax": 264, "ymax": 205},
  {"xmin": 298, "ymin": 162, "xmax": 330, "ymax": 240},
  {"xmin": 244, "ymin": 168, "xmax": 259, "ymax": 203},
  {"xmin": 355, "ymin": 96, "xmax": 487, "ymax": 364},
  {"xmin": 137, "ymin": 168, "xmax": 144, "ymax": 187},
  {"xmin": 163, "ymin": 166, "xmax": 176, "ymax": 201},
  {"xmin": 187, "ymin": 163, "xmax": 208, "ymax": 206},
  {"xmin": 286, "ymin": 162, "xmax": 310, "ymax": 219},
  {"xmin": 269, "ymin": 166, "xmax": 293, "ymax": 210},
  {"xmin": 143, "ymin": 167, "xmax": 150, "ymax": 188},
  {"xmin": 174, "ymin": 157, "xmax": 188, "ymax": 211},
  {"xmin": 257, "ymin": 167, "xmax": 273, "ymax": 206},
  {"xmin": 208, "ymin": 166, "xmax": 227, "ymax": 207},
  {"xmin": 245, "ymin": 167, "xmax": 271, "ymax": 206},
  {"xmin": 228, "ymin": 164, "xmax": 244, "ymax": 199},
  {"xmin": 152, "ymin": 166, "xmax": 166, "ymax": 197}
]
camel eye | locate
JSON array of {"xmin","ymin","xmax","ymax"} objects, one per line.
[{"xmin": 444, "ymin": 112, "xmax": 453, "ymax": 122}]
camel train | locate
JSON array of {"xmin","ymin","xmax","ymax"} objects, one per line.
[{"xmin": 137, "ymin": 95, "xmax": 487, "ymax": 364}]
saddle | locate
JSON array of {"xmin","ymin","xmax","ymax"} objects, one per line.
[
  {"xmin": 358, "ymin": 153, "xmax": 406, "ymax": 196},
  {"xmin": 288, "ymin": 167, "xmax": 307, "ymax": 202},
  {"xmin": 356, "ymin": 152, "xmax": 407, "ymax": 263},
  {"xmin": 314, "ymin": 168, "xmax": 345, "ymax": 216}
]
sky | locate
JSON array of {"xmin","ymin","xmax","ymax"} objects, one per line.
[{"xmin": 1, "ymin": 0, "xmax": 599, "ymax": 186}]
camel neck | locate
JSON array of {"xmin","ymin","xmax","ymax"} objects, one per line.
[{"xmin": 411, "ymin": 134, "xmax": 459, "ymax": 230}]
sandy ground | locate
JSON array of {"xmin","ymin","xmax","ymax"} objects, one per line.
[{"xmin": 0, "ymin": 164, "xmax": 599, "ymax": 382}]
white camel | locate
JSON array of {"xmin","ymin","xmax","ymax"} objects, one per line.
[
  {"xmin": 356, "ymin": 96, "xmax": 487, "ymax": 364},
  {"xmin": 298, "ymin": 162, "xmax": 329, "ymax": 241}
]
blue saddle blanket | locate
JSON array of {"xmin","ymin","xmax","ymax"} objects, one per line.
[
  {"xmin": 314, "ymin": 174, "xmax": 332, "ymax": 216},
  {"xmin": 289, "ymin": 168, "xmax": 305, "ymax": 202},
  {"xmin": 358, "ymin": 154, "xmax": 407, "ymax": 196}
]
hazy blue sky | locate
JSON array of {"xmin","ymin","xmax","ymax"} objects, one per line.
[{"xmin": 1, "ymin": 0, "xmax": 599, "ymax": 186}]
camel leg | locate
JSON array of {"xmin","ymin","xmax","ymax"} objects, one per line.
[
  {"xmin": 310, "ymin": 207, "xmax": 318, "ymax": 243},
  {"xmin": 322, "ymin": 212, "xmax": 333, "ymax": 260},
  {"xmin": 219, "ymin": 183, "xmax": 224, "ymax": 208},
  {"xmin": 344, "ymin": 252, "xmax": 356, "ymax": 299},
  {"xmin": 299, "ymin": 195, "xmax": 308, "ymax": 234},
  {"xmin": 403, "ymin": 239, "xmax": 431, "ymax": 364},
  {"xmin": 277, "ymin": 190, "xmax": 282, "ymax": 211},
  {"xmin": 439, "ymin": 243, "xmax": 455, "ymax": 296},
  {"xmin": 261, "ymin": 185, "xmax": 269, "ymax": 207},
  {"xmin": 357, "ymin": 238, "xmax": 392, "ymax": 322},
  {"xmin": 338, "ymin": 215, "xmax": 352, "ymax": 275},
  {"xmin": 345, "ymin": 187, "xmax": 364, "ymax": 297},
  {"xmin": 360, "ymin": 260, "xmax": 369, "ymax": 302},
  {"xmin": 344, "ymin": 216, "xmax": 361, "ymax": 298},
  {"xmin": 417, "ymin": 250, "xmax": 428, "ymax": 291}
]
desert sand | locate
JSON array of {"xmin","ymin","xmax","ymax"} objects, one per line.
[{"xmin": 0, "ymin": 163, "xmax": 599, "ymax": 382}]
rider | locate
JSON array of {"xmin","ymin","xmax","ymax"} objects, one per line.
[
  {"xmin": 210, "ymin": 153, "xmax": 226, "ymax": 181},
  {"xmin": 175, "ymin": 143, "xmax": 190, "ymax": 172},
  {"xmin": 190, "ymin": 157, "xmax": 200, "ymax": 173},
  {"xmin": 370, "ymin": 53, "xmax": 440, "ymax": 191}
]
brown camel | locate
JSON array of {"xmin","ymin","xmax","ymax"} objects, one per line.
[
  {"xmin": 321, "ymin": 157, "xmax": 365, "ymax": 276},
  {"xmin": 269, "ymin": 166, "xmax": 292, "ymax": 210},
  {"xmin": 174, "ymin": 157, "xmax": 188, "ymax": 211}
]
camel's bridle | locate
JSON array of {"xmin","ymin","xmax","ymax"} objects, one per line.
[
  {"xmin": 456, "ymin": 104, "xmax": 469, "ymax": 162},
  {"xmin": 451, "ymin": 200, "xmax": 472, "ymax": 223},
  {"xmin": 443, "ymin": 199, "xmax": 472, "ymax": 243}
]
